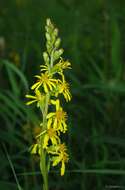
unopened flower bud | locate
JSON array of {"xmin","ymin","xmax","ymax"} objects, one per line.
[
  {"xmin": 53, "ymin": 28, "xmax": 58, "ymax": 36},
  {"xmin": 45, "ymin": 32, "xmax": 51, "ymax": 41},
  {"xmin": 43, "ymin": 52, "xmax": 49, "ymax": 63},
  {"xmin": 55, "ymin": 38, "xmax": 61, "ymax": 48},
  {"xmin": 53, "ymin": 49, "xmax": 64, "ymax": 61},
  {"xmin": 46, "ymin": 18, "xmax": 51, "ymax": 26},
  {"xmin": 58, "ymin": 48, "xmax": 64, "ymax": 56},
  {"xmin": 45, "ymin": 26, "xmax": 49, "ymax": 32}
]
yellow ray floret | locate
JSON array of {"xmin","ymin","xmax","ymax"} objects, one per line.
[
  {"xmin": 31, "ymin": 72, "xmax": 57, "ymax": 93},
  {"xmin": 25, "ymin": 89, "xmax": 45, "ymax": 106},
  {"xmin": 47, "ymin": 99, "xmax": 67, "ymax": 133},
  {"xmin": 43, "ymin": 118, "xmax": 60, "ymax": 149}
]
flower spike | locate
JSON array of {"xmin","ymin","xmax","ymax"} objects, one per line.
[{"xmin": 25, "ymin": 18, "xmax": 72, "ymax": 188}]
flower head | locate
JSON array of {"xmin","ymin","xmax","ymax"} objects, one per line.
[
  {"xmin": 31, "ymin": 72, "xmax": 57, "ymax": 93},
  {"xmin": 48, "ymin": 143, "xmax": 69, "ymax": 176},
  {"xmin": 58, "ymin": 79, "xmax": 71, "ymax": 102},
  {"xmin": 47, "ymin": 99, "xmax": 67, "ymax": 133},
  {"xmin": 43, "ymin": 118, "xmax": 60, "ymax": 149},
  {"xmin": 25, "ymin": 89, "xmax": 45, "ymax": 106},
  {"xmin": 51, "ymin": 58, "xmax": 71, "ymax": 75}
]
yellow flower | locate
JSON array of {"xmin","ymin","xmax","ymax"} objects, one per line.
[
  {"xmin": 51, "ymin": 58, "xmax": 71, "ymax": 75},
  {"xmin": 58, "ymin": 79, "xmax": 71, "ymax": 102},
  {"xmin": 43, "ymin": 118, "xmax": 60, "ymax": 149},
  {"xmin": 31, "ymin": 72, "xmax": 57, "ymax": 93},
  {"xmin": 48, "ymin": 143, "xmax": 69, "ymax": 176},
  {"xmin": 40, "ymin": 58, "xmax": 71, "ymax": 75},
  {"xmin": 25, "ymin": 89, "xmax": 45, "ymax": 106},
  {"xmin": 58, "ymin": 59, "xmax": 71, "ymax": 70},
  {"xmin": 47, "ymin": 100, "xmax": 67, "ymax": 133}
]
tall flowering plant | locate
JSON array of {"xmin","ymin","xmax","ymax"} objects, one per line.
[{"xmin": 26, "ymin": 18, "xmax": 71, "ymax": 190}]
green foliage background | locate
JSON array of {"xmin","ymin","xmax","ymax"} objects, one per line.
[{"xmin": 0, "ymin": 0, "xmax": 125, "ymax": 189}]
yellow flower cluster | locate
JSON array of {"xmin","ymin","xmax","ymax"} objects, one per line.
[{"xmin": 26, "ymin": 18, "xmax": 71, "ymax": 176}]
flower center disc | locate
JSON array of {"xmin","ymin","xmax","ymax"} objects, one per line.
[{"xmin": 56, "ymin": 110, "xmax": 66, "ymax": 121}]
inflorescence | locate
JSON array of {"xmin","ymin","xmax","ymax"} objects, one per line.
[{"xmin": 26, "ymin": 18, "xmax": 71, "ymax": 176}]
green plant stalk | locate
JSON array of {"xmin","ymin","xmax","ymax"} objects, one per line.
[
  {"xmin": 39, "ymin": 42, "xmax": 54, "ymax": 190},
  {"xmin": 40, "ymin": 93, "xmax": 50, "ymax": 190},
  {"xmin": 40, "ymin": 149, "xmax": 48, "ymax": 190}
]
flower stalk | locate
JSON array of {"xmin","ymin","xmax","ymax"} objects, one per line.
[
  {"xmin": 26, "ymin": 18, "xmax": 72, "ymax": 190},
  {"xmin": 40, "ymin": 93, "xmax": 49, "ymax": 190}
]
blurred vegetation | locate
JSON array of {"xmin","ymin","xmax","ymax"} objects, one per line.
[{"xmin": 0, "ymin": 0, "xmax": 125, "ymax": 189}]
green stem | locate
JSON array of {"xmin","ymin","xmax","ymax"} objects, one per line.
[
  {"xmin": 39, "ymin": 36, "xmax": 54, "ymax": 190},
  {"xmin": 40, "ymin": 93, "xmax": 50, "ymax": 190},
  {"xmin": 40, "ymin": 149, "xmax": 48, "ymax": 190}
]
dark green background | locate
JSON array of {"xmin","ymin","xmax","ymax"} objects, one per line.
[{"xmin": 0, "ymin": 0, "xmax": 125, "ymax": 189}]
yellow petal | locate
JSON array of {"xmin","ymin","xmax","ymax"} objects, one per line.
[
  {"xmin": 41, "ymin": 68, "xmax": 47, "ymax": 71},
  {"xmin": 48, "ymin": 82, "xmax": 53, "ymax": 91},
  {"xmin": 51, "ymin": 99, "xmax": 56, "ymax": 105},
  {"xmin": 65, "ymin": 91, "xmax": 71, "ymax": 101},
  {"xmin": 55, "ymin": 99, "xmax": 60, "ymax": 110},
  {"xmin": 25, "ymin": 95, "xmax": 36, "ymax": 99},
  {"xmin": 59, "ymin": 87, "xmax": 63, "ymax": 93},
  {"xmin": 62, "ymin": 121, "xmax": 67, "ymax": 132},
  {"xmin": 53, "ymin": 118, "xmax": 58, "ymax": 129},
  {"xmin": 40, "ymin": 65, "xmax": 47, "ymax": 68},
  {"xmin": 30, "ymin": 144, "xmax": 38, "ymax": 154},
  {"xmin": 52, "ymin": 156, "xmax": 62, "ymax": 166},
  {"xmin": 43, "ymin": 83, "xmax": 48, "ymax": 93},
  {"xmin": 43, "ymin": 134, "xmax": 49, "ymax": 148},
  {"xmin": 50, "ymin": 79, "xmax": 58, "ymax": 82},
  {"xmin": 51, "ymin": 137, "xmax": 58, "ymax": 145},
  {"xmin": 35, "ymin": 89, "xmax": 41, "ymax": 96},
  {"xmin": 50, "ymin": 82, "xmax": 56, "ymax": 88},
  {"xmin": 61, "ymin": 161, "xmax": 65, "ymax": 176},
  {"xmin": 40, "ymin": 65, "xmax": 48, "ymax": 72},
  {"xmin": 34, "ymin": 75, "xmax": 41, "ymax": 79},
  {"xmin": 67, "ymin": 93, "xmax": 71, "ymax": 101},
  {"xmin": 47, "ymin": 112, "xmax": 55, "ymax": 119},
  {"xmin": 47, "ymin": 118, "xmax": 52, "ymax": 129},
  {"xmin": 26, "ymin": 100, "xmax": 37, "ymax": 105},
  {"xmin": 31, "ymin": 82, "xmax": 40, "ymax": 90}
]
